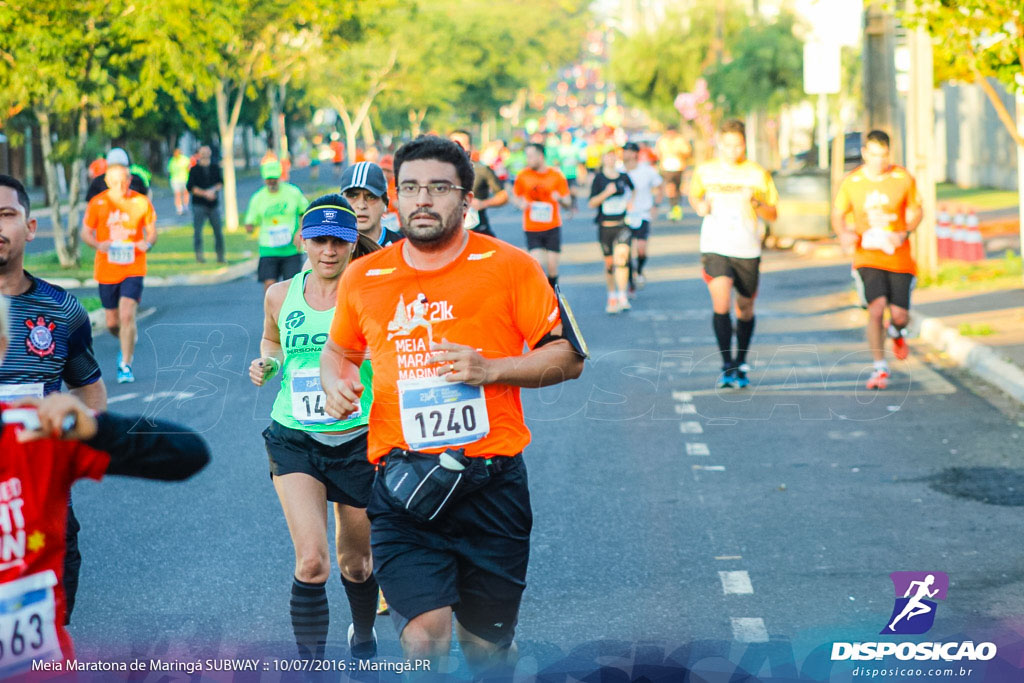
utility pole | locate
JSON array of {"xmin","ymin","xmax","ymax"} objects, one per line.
[
  {"xmin": 906, "ymin": 12, "xmax": 938, "ymax": 281},
  {"xmin": 863, "ymin": 2, "xmax": 901, "ymax": 161}
]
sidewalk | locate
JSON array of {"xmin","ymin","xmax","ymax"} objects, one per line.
[{"xmin": 792, "ymin": 235, "xmax": 1024, "ymax": 404}]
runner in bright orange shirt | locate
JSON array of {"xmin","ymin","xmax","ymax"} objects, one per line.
[
  {"xmin": 81, "ymin": 164, "xmax": 157, "ymax": 385},
  {"xmin": 832, "ymin": 130, "xmax": 922, "ymax": 390},
  {"xmin": 321, "ymin": 136, "xmax": 585, "ymax": 676},
  {"xmin": 512, "ymin": 142, "xmax": 572, "ymax": 288}
]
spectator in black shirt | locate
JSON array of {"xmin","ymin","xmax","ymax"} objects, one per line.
[
  {"xmin": 186, "ymin": 146, "xmax": 225, "ymax": 263},
  {"xmin": 85, "ymin": 148, "xmax": 148, "ymax": 202}
]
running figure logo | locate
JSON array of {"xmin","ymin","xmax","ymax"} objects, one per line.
[
  {"xmin": 387, "ymin": 293, "xmax": 434, "ymax": 345},
  {"xmin": 881, "ymin": 571, "xmax": 949, "ymax": 635}
]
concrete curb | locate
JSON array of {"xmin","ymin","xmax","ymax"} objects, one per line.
[
  {"xmin": 909, "ymin": 315, "xmax": 1024, "ymax": 404},
  {"xmin": 47, "ymin": 257, "xmax": 258, "ymax": 291}
]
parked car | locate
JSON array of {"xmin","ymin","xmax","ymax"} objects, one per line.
[{"xmin": 785, "ymin": 132, "xmax": 863, "ymax": 170}]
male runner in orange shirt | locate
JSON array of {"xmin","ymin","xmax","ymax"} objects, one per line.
[
  {"xmin": 832, "ymin": 130, "xmax": 923, "ymax": 390},
  {"xmin": 321, "ymin": 136, "xmax": 585, "ymax": 676},
  {"xmin": 81, "ymin": 163, "xmax": 157, "ymax": 384}
]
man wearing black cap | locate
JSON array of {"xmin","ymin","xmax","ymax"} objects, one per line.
[{"xmin": 340, "ymin": 162, "xmax": 403, "ymax": 248}]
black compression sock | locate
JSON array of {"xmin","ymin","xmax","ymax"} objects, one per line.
[
  {"xmin": 713, "ymin": 313, "xmax": 734, "ymax": 367},
  {"xmin": 290, "ymin": 577, "xmax": 329, "ymax": 660},
  {"xmin": 341, "ymin": 574, "xmax": 379, "ymax": 642},
  {"xmin": 736, "ymin": 316, "xmax": 755, "ymax": 366},
  {"xmin": 547, "ymin": 275, "xmax": 558, "ymax": 289},
  {"xmin": 637, "ymin": 254, "xmax": 647, "ymax": 275}
]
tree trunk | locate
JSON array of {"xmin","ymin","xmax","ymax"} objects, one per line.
[
  {"xmin": 216, "ymin": 78, "xmax": 244, "ymax": 231},
  {"xmin": 1017, "ymin": 92, "xmax": 1023, "ymax": 282},
  {"xmin": 278, "ymin": 82, "xmax": 289, "ymax": 159},
  {"xmin": 37, "ymin": 111, "xmax": 76, "ymax": 267},
  {"xmin": 331, "ymin": 98, "xmax": 360, "ymax": 165},
  {"xmin": 61, "ymin": 107, "xmax": 88, "ymax": 262},
  {"xmin": 268, "ymin": 83, "xmax": 281, "ymax": 160},
  {"xmin": 360, "ymin": 114, "xmax": 375, "ymax": 149}
]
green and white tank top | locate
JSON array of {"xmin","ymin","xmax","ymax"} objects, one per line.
[{"xmin": 271, "ymin": 270, "xmax": 373, "ymax": 432}]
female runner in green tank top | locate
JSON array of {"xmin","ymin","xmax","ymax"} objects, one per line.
[{"xmin": 249, "ymin": 194, "xmax": 383, "ymax": 661}]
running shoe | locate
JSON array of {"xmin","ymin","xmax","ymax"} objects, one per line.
[
  {"xmin": 117, "ymin": 364, "xmax": 135, "ymax": 384},
  {"xmin": 866, "ymin": 368, "xmax": 889, "ymax": 390},
  {"xmin": 892, "ymin": 335, "xmax": 909, "ymax": 360},
  {"xmin": 376, "ymin": 589, "xmax": 389, "ymax": 616},
  {"xmin": 635, "ymin": 273, "xmax": 647, "ymax": 290},
  {"xmin": 348, "ymin": 624, "xmax": 378, "ymax": 661},
  {"xmin": 731, "ymin": 363, "xmax": 750, "ymax": 389},
  {"xmin": 617, "ymin": 294, "xmax": 631, "ymax": 311},
  {"xmin": 606, "ymin": 297, "xmax": 620, "ymax": 314},
  {"xmin": 717, "ymin": 366, "xmax": 737, "ymax": 388},
  {"xmin": 888, "ymin": 324, "xmax": 909, "ymax": 360},
  {"xmin": 669, "ymin": 205, "xmax": 683, "ymax": 221}
]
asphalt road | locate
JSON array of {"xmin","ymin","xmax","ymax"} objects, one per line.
[{"xmin": 61, "ymin": 202, "xmax": 1024, "ymax": 681}]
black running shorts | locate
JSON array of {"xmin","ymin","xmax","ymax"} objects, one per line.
[
  {"xmin": 701, "ymin": 253, "xmax": 761, "ymax": 298},
  {"xmin": 257, "ymin": 254, "xmax": 303, "ymax": 283},
  {"xmin": 631, "ymin": 219, "xmax": 651, "ymax": 241},
  {"xmin": 98, "ymin": 276, "xmax": 144, "ymax": 309},
  {"xmin": 524, "ymin": 227, "xmax": 561, "ymax": 253},
  {"xmin": 263, "ymin": 421, "xmax": 375, "ymax": 508},
  {"xmin": 598, "ymin": 223, "xmax": 632, "ymax": 257},
  {"xmin": 853, "ymin": 267, "xmax": 915, "ymax": 309},
  {"xmin": 367, "ymin": 453, "xmax": 532, "ymax": 648}
]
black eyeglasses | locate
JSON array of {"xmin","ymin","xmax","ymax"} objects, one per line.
[{"xmin": 397, "ymin": 182, "xmax": 466, "ymax": 197}]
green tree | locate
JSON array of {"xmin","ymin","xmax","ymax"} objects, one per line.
[
  {"xmin": 903, "ymin": 1, "xmax": 1022, "ymax": 147},
  {"xmin": 705, "ymin": 12, "xmax": 804, "ymax": 119},
  {"xmin": 0, "ymin": 0, "xmax": 212, "ymax": 265},
  {"xmin": 610, "ymin": 0, "xmax": 748, "ymax": 127}
]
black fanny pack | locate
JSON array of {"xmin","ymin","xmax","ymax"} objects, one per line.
[{"xmin": 380, "ymin": 448, "xmax": 488, "ymax": 523}]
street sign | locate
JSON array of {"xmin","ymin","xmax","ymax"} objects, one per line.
[{"xmin": 804, "ymin": 41, "xmax": 841, "ymax": 95}]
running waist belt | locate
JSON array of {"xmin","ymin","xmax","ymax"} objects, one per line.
[{"xmin": 380, "ymin": 448, "xmax": 491, "ymax": 523}]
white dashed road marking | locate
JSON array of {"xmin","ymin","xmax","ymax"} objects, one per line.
[
  {"xmin": 679, "ymin": 421, "xmax": 704, "ymax": 434},
  {"xmin": 686, "ymin": 442, "xmax": 710, "ymax": 456},
  {"xmin": 731, "ymin": 617, "xmax": 769, "ymax": 643},
  {"xmin": 719, "ymin": 571, "xmax": 754, "ymax": 595}
]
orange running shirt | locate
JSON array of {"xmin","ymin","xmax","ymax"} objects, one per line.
[
  {"xmin": 83, "ymin": 189, "xmax": 156, "ymax": 284},
  {"xmin": 834, "ymin": 165, "xmax": 921, "ymax": 275},
  {"xmin": 513, "ymin": 167, "xmax": 570, "ymax": 232},
  {"xmin": 329, "ymin": 232, "xmax": 561, "ymax": 463}
]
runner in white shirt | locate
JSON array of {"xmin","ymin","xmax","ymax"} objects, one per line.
[{"xmin": 622, "ymin": 142, "xmax": 663, "ymax": 291}]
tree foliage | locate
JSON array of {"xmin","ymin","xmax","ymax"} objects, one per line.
[
  {"xmin": 705, "ymin": 11, "xmax": 805, "ymax": 119},
  {"xmin": 903, "ymin": 0, "xmax": 1023, "ymax": 147},
  {"xmin": 609, "ymin": 0, "xmax": 749, "ymax": 126}
]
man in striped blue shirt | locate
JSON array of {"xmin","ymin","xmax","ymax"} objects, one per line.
[{"xmin": 0, "ymin": 174, "xmax": 107, "ymax": 622}]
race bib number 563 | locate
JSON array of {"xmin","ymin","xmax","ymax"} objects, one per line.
[
  {"xmin": 0, "ymin": 571, "xmax": 61, "ymax": 676},
  {"xmin": 398, "ymin": 377, "xmax": 490, "ymax": 450}
]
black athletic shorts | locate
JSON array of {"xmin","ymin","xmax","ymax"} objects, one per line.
[
  {"xmin": 524, "ymin": 227, "xmax": 561, "ymax": 253},
  {"xmin": 367, "ymin": 453, "xmax": 532, "ymax": 648},
  {"xmin": 854, "ymin": 267, "xmax": 915, "ymax": 309},
  {"xmin": 98, "ymin": 276, "xmax": 144, "ymax": 309},
  {"xmin": 631, "ymin": 219, "xmax": 651, "ymax": 241},
  {"xmin": 598, "ymin": 223, "xmax": 632, "ymax": 257},
  {"xmin": 263, "ymin": 421, "xmax": 375, "ymax": 508},
  {"xmin": 257, "ymin": 254, "xmax": 303, "ymax": 283},
  {"xmin": 701, "ymin": 253, "xmax": 761, "ymax": 298}
]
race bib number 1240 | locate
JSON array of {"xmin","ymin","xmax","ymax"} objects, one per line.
[{"xmin": 398, "ymin": 376, "xmax": 490, "ymax": 450}]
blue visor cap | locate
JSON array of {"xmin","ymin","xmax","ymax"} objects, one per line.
[{"xmin": 301, "ymin": 205, "xmax": 359, "ymax": 242}]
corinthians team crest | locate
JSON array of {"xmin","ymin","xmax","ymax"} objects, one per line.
[{"xmin": 25, "ymin": 316, "xmax": 57, "ymax": 358}]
